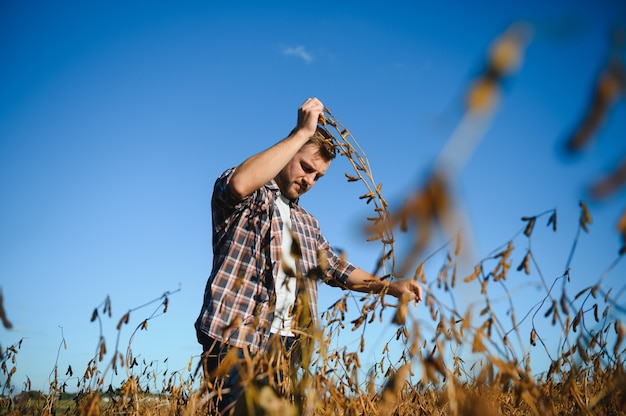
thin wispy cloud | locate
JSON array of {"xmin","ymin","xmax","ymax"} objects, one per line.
[{"xmin": 282, "ymin": 45, "xmax": 314, "ymax": 63}]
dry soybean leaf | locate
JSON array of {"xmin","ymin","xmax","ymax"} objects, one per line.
[
  {"xmin": 563, "ymin": 344, "xmax": 576, "ymax": 359},
  {"xmin": 523, "ymin": 216, "xmax": 536, "ymax": 237},
  {"xmin": 464, "ymin": 265, "xmax": 482, "ymax": 283},
  {"xmin": 578, "ymin": 339, "xmax": 589, "ymax": 363},
  {"xmin": 552, "ymin": 306, "xmax": 559, "ymax": 326},
  {"xmin": 467, "ymin": 78, "xmax": 500, "ymax": 114},
  {"xmin": 117, "ymin": 312, "xmax": 130, "ymax": 330},
  {"xmin": 460, "ymin": 310, "xmax": 471, "ymax": 334},
  {"xmin": 359, "ymin": 191, "xmax": 375, "ymax": 201},
  {"xmin": 451, "ymin": 265, "xmax": 457, "ymax": 288},
  {"xmin": 579, "ymin": 200, "xmax": 593, "ymax": 232},
  {"xmin": 547, "ymin": 211, "xmax": 557, "ymax": 231},
  {"xmin": 414, "ymin": 262, "xmax": 426, "ymax": 284},
  {"xmin": 395, "ymin": 328, "xmax": 406, "ymax": 341},
  {"xmin": 472, "ymin": 331, "xmax": 486, "ymax": 353},
  {"xmin": 516, "ymin": 251, "xmax": 531, "ymax": 275},
  {"xmin": 560, "ymin": 294, "xmax": 570, "ymax": 315},
  {"xmin": 351, "ymin": 314, "xmax": 366, "ymax": 331},
  {"xmin": 575, "ymin": 287, "xmax": 590, "ymax": 300},
  {"xmin": 566, "ymin": 57, "xmax": 625, "ymax": 153},
  {"xmin": 289, "ymin": 230, "xmax": 302, "ymax": 258},
  {"xmin": 591, "ymin": 157, "xmax": 626, "ymax": 199},
  {"xmin": 618, "ymin": 207, "xmax": 626, "ymax": 255},
  {"xmin": 213, "ymin": 348, "xmax": 240, "ymax": 378},
  {"xmin": 392, "ymin": 293, "xmax": 411, "ymax": 326},
  {"xmin": 490, "ymin": 24, "xmax": 530, "ymax": 75},
  {"xmin": 573, "ymin": 310, "xmax": 583, "ymax": 332},
  {"xmin": 0, "ymin": 289, "xmax": 13, "ymax": 329},
  {"xmin": 99, "ymin": 341, "xmax": 107, "ymax": 362},
  {"xmin": 424, "ymin": 354, "xmax": 446, "ymax": 376},
  {"xmin": 104, "ymin": 296, "xmax": 112, "ymax": 317},
  {"xmin": 380, "ymin": 363, "xmax": 411, "ymax": 410},
  {"xmin": 615, "ymin": 322, "xmax": 625, "ymax": 356},
  {"xmin": 317, "ymin": 248, "xmax": 329, "ymax": 271},
  {"xmin": 344, "ymin": 173, "xmax": 359, "ymax": 182}
]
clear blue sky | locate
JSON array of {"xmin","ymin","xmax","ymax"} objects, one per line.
[{"xmin": 1, "ymin": 0, "xmax": 625, "ymax": 393}]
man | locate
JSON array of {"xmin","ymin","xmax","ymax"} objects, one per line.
[{"xmin": 195, "ymin": 97, "xmax": 422, "ymax": 414}]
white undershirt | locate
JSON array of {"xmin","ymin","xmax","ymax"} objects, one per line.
[{"xmin": 270, "ymin": 194, "xmax": 297, "ymax": 336}]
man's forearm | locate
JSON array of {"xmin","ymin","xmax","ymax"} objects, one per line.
[
  {"xmin": 345, "ymin": 267, "xmax": 423, "ymax": 302},
  {"xmin": 229, "ymin": 130, "xmax": 310, "ymax": 199},
  {"xmin": 345, "ymin": 268, "xmax": 390, "ymax": 295}
]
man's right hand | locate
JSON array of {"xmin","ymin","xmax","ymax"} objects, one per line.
[{"xmin": 295, "ymin": 97, "xmax": 324, "ymax": 139}]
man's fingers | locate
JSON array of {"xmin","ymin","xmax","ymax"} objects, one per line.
[
  {"xmin": 296, "ymin": 98, "xmax": 325, "ymax": 138},
  {"xmin": 413, "ymin": 284, "xmax": 423, "ymax": 303},
  {"xmin": 301, "ymin": 97, "xmax": 323, "ymax": 111},
  {"xmin": 299, "ymin": 98, "xmax": 324, "ymax": 123}
]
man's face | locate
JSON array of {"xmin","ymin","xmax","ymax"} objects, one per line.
[{"xmin": 275, "ymin": 144, "xmax": 331, "ymax": 201}]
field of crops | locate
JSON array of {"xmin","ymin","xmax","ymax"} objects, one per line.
[{"xmin": 2, "ymin": 21, "xmax": 626, "ymax": 416}]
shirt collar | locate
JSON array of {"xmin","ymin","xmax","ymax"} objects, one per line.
[{"xmin": 267, "ymin": 179, "xmax": 299, "ymax": 206}]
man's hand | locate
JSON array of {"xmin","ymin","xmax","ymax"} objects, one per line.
[
  {"xmin": 295, "ymin": 97, "xmax": 324, "ymax": 139},
  {"xmin": 388, "ymin": 278, "xmax": 423, "ymax": 304},
  {"xmin": 345, "ymin": 268, "xmax": 423, "ymax": 304}
]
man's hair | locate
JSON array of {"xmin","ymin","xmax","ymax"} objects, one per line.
[{"xmin": 307, "ymin": 126, "xmax": 336, "ymax": 161}]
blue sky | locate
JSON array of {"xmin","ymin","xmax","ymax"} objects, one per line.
[{"xmin": 1, "ymin": 1, "xmax": 625, "ymax": 393}]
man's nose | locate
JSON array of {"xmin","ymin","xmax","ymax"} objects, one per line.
[{"xmin": 303, "ymin": 172, "xmax": 316, "ymax": 186}]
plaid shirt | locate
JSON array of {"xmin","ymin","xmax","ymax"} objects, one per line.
[{"xmin": 195, "ymin": 167, "xmax": 355, "ymax": 352}]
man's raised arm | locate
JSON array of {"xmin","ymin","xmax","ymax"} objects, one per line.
[{"xmin": 228, "ymin": 97, "xmax": 324, "ymax": 201}]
